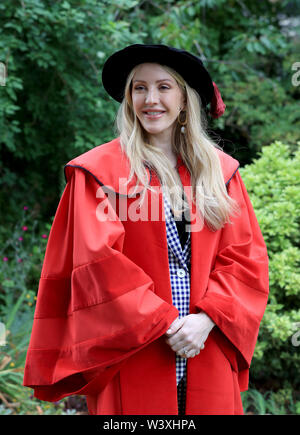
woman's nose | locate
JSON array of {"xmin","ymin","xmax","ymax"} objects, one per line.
[{"xmin": 145, "ymin": 88, "xmax": 159, "ymax": 104}]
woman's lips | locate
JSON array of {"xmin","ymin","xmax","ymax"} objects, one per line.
[{"xmin": 143, "ymin": 111, "xmax": 165, "ymax": 119}]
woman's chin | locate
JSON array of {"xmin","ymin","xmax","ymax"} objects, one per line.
[{"xmin": 142, "ymin": 125, "xmax": 172, "ymax": 137}]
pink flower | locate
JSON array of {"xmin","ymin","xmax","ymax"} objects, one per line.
[
  {"xmin": 3, "ymin": 257, "xmax": 8, "ymax": 262},
  {"xmin": 18, "ymin": 236, "xmax": 23, "ymax": 241},
  {"xmin": 23, "ymin": 206, "xmax": 28, "ymax": 210},
  {"xmin": 18, "ymin": 258, "xmax": 23, "ymax": 263},
  {"xmin": 41, "ymin": 234, "xmax": 48, "ymax": 239},
  {"xmin": 22, "ymin": 226, "xmax": 28, "ymax": 231}
]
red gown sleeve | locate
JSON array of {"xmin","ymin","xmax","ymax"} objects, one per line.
[
  {"xmin": 23, "ymin": 168, "xmax": 178, "ymax": 402},
  {"xmin": 195, "ymin": 170, "xmax": 269, "ymax": 372}
]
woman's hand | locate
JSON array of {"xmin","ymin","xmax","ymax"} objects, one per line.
[{"xmin": 165, "ymin": 313, "xmax": 215, "ymax": 358}]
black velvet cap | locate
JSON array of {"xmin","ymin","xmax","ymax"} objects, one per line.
[{"xmin": 102, "ymin": 44, "xmax": 214, "ymax": 106}]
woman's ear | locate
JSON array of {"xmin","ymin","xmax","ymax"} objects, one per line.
[{"xmin": 179, "ymin": 99, "xmax": 187, "ymax": 112}]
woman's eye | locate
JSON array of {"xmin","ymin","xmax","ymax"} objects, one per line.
[{"xmin": 133, "ymin": 85, "xmax": 170, "ymax": 91}]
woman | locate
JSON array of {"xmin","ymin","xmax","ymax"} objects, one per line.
[{"xmin": 23, "ymin": 44, "xmax": 269, "ymax": 415}]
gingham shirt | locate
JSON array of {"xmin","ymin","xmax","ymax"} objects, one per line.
[{"xmin": 163, "ymin": 194, "xmax": 191, "ymax": 385}]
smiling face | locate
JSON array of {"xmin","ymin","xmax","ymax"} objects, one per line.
[{"xmin": 131, "ymin": 63, "xmax": 186, "ymax": 143}]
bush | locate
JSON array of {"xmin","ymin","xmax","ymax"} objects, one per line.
[
  {"xmin": 0, "ymin": 205, "xmax": 51, "ymax": 413},
  {"xmin": 241, "ymin": 387, "xmax": 300, "ymax": 415},
  {"xmin": 239, "ymin": 141, "xmax": 300, "ymax": 391}
]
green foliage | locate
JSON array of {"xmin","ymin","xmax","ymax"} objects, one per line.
[
  {"xmin": 240, "ymin": 141, "xmax": 300, "ymax": 389},
  {"xmin": 241, "ymin": 387, "xmax": 300, "ymax": 415},
  {"xmin": 0, "ymin": 0, "xmax": 299, "ymax": 225},
  {"xmin": 0, "ymin": 205, "xmax": 47, "ymax": 412},
  {"xmin": 0, "ymin": 0, "xmax": 139, "ymax": 223}
]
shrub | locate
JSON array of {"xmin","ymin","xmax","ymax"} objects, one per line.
[
  {"xmin": 0, "ymin": 206, "xmax": 50, "ymax": 413},
  {"xmin": 241, "ymin": 387, "xmax": 300, "ymax": 415},
  {"xmin": 239, "ymin": 141, "xmax": 300, "ymax": 390}
]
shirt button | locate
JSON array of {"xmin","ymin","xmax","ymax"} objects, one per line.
[{"xmin": 177, "ymin": 268, "xmax": 186, "ymax": 278}]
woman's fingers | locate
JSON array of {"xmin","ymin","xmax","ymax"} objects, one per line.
[
  {"xmin": 167, "ymin": 338, "xmax": 187, "ymax": 353},
  {"xmin": 167, "ymin": 333, "xmax": 206, "ymax": 352},
  {"xmin": 176, "ymin": 346, "xmax": 202, "ymax": 358},
  {"xmin": 176, "ymin": 347, "xmax": 190, "ymax": 358},
  {"xmin": 166, "ymin": 314, "xmax": 211, "ymax": 358},
  {"xmin": 165, "ymin": 317, "xmax": 184, "ymax": 336}
]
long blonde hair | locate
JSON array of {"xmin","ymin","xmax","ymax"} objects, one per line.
[{"xmin": 115, "ymin": 63, "xmax": 238, "ymax": 231}]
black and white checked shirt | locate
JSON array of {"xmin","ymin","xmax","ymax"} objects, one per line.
[{"xmin": 163, "ymin": 194, "xmax": 191, "ymax": 385}]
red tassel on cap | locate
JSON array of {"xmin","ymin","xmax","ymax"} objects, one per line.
[{"xmin": 209, "ymin": 82, "xmax": 226, "ymax": 118}]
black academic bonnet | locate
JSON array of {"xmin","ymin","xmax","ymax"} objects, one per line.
[
  {"xmin": 102, "ymin": 44, "xmax": 216, "ymax": 104},
  {"xmin": 102, "ymin": 44, "xmax": 226, "ymax": 118}
]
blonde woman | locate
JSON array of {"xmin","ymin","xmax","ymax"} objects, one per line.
[{"xmin": 24, "ymin": 44, "xmax": 269, "ymax": 415}]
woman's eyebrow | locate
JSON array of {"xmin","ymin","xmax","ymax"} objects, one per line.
[{"xmin": 133, "ymin": 79, "xmax": 173, "ymax": 83}]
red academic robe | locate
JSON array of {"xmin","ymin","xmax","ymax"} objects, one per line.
[{"xmin": 23, "ymin": 137, "xmax": 269, "ymax": 415}]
